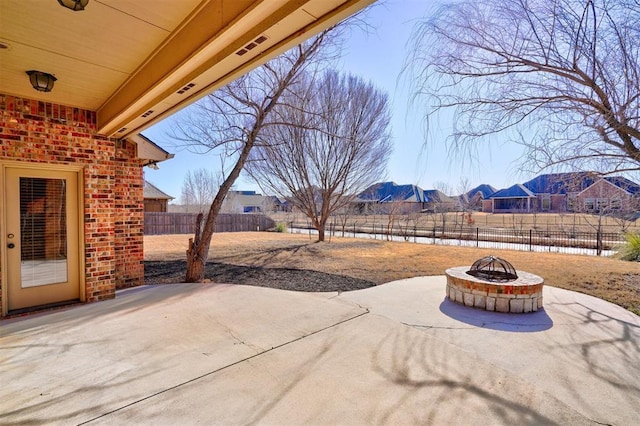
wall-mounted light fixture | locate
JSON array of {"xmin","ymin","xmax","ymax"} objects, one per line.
[
  {"xmin": 58, "ymin": 0, "xmax": 89, "ymax": 11},
  {"xmin": 26, "ymin": 70, "xmax": 57, "ymax": 92}
]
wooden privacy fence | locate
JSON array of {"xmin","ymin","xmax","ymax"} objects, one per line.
[{"xmin": 144, "ymin": 212, "xmax": 276, "ymax": 235}]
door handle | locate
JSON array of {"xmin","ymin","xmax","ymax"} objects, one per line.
[{"xmin": 7, "ymin": 243, "xmax": 15, "ymax": 249}]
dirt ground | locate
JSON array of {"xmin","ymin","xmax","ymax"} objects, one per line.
[{"xmin": 144, "ymin": 232, "xmax": 640, "ymax": 315}]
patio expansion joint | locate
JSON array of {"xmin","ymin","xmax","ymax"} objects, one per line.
[{"xmin": 77, "ymin": 307, "xmax": 370, "ymax": 425}]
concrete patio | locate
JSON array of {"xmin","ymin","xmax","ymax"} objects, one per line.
[{"xmin": 1, "ymin": 277, "xmax": 639, "ymax": 425}]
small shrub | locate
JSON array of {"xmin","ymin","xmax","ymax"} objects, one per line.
[
  {"xmin": 274, "ymin": 222, "xmax": 288, "ymax": 233},
  {"xmin": 616, "ymin": 232, "xmax": 640, "ymax": 261}
]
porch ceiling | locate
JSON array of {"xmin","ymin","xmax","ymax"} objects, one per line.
[{"xmin": 0, "ymin": 0, "xmax": 373, "ymax": 138}]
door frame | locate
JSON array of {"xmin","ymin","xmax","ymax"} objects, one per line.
[{"xmin": 1, "ymin": 161, "xmax": 86, "ymax": 316}]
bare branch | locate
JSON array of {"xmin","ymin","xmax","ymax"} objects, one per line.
[
  {"xmin": 246, "ymin": 70, "xmax": 392, "ymax": 241},
  {"xmin": 406, "ymin": 0, "xmax": 640, "ymax": 174}
]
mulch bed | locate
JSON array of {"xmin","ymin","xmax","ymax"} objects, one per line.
[{"xmin": 144, "ymin": 260, "xmax": 376, "ymax": 293}]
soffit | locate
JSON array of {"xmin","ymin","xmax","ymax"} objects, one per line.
[
  {"xmin": 0, "ymin": 0, "xmax": 201, "ymax": 113},
  {"xmin": 0, "ymin": 0, "xmax": 374, "ymax": 138}
]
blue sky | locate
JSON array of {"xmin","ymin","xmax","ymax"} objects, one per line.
[{"xmin": 142, "ymin": 0, "xmax": 529, "ymax": 201}]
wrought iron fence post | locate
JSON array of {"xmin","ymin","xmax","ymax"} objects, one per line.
[
  {"xmin": 476, "ymin": 227, "xmax": 479, "ymax": 247},
  {"xmin": 529, "ymin": 229, "xmax": 532, "ymax": 252}
]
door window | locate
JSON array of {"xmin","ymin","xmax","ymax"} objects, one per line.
[{"xmin": 19, "ymin": 177, "xmax": 68, "ymax": 287}]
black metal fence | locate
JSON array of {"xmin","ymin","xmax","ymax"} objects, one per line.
[
  {"xmin": 144, "ymin": 212, "xmax": 275, "ymax": 235},
  {"xmin": 289, "ymin": 221, "xmax": 624, "ymax": 256}
]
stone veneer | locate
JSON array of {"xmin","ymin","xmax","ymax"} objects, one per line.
[
  {"xmin": 445, "ymin": 266, "xmax": 544, "ymax": 313},
  {"xmin": 0, "ymin": 94, "xmax": 144, "ymax": 316}
]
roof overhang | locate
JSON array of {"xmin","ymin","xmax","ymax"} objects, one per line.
[
  {"xmin": 128, "ymin": 134, "xmax": 174, "ymax": 167},
  {"xmin": 0, "ymin": 0, "xmax": 375, "ymax": 139}
]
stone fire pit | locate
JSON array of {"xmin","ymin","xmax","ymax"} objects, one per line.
[{"xmin": 445, "ymin": 256, "xmax": 544, "ymax": 313}]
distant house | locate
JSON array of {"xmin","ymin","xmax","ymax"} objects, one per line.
[
  {"xmin": 485, "ymin": 184, "xmax": 537, "ymax": 213},
  {"xmin": 520, "ymin": 172, "xmax": 594, "ymax": 212},
  {"xmin": 422, "ymin": 189, "xmax": 458, "ymax": 212},
  {"xmin": 358, "ymin": 182, "xmax": 426, "ymax": 202},
  {"xmin": 483, "ymin": 172, "xmax": 640, "ymax": 214},
  {"xmin": 143, "ymin": 180, "xmax": 174, "ymax": 213},
  {"xmin": 465, "ymin": 184, "xmax": 497, "ymax": 211},
  {"xmin": 355, "ymin": 182, "xmax": 458, "ymax": 213},
  {"xmin": 168, "ymin": 190, "xmax": 288, "ymax": 214},
  {"xmin": 356, "ymin": 182, "xmax": 428, "ymax": 213},
  {"xmin": 222, "ymin": 190, "xmax": 272, "ymax": 213},
  {"xmin": 268, "ymin": 196, "xmax": 291, "ymax": 213}
]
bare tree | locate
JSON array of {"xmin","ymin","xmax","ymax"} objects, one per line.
[
  {"xmin": 456, "ymin": 177, "xmax": 472, "ymax": 212},
  {"xmin": 169, "ymin": 29, "xmax": 342, "ymax": 282},
  {"xmin": 432, "ymin": 181, "xmax": 453, "ymax": 231},
  {"xmin": 180, "ymin": 168, "xmax": 218, "ymax": 213},
  {"xmin": 456, "ymin": 177, "xmax": 476, "ymax": 228},
  {"xmin": 246, "ymin": 70, "xmax": 392, "ymax": 241},
  {"xmin": 335, "ymin": 203, "xmax": 359, "ymax": 237},
  {"xmin": 383, "ymin": 200, "xmax": 405, "ymax": 241},
  {"xmin": 407, "ymin": 0, "xmax": 640, "ymax": 174}
]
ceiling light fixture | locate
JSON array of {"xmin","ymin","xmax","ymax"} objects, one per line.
[
  {"xmin": 58, "ymin": 0, "xmax": 89, "ymax": 11},
  {"xmin": 26, "ymin": 70, "xmax": 57, "ymax": 92}
]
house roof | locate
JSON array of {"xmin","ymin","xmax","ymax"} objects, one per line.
[
  {"xmin": 128, "ymin": 134, "xmax": 174, "ymax": 167},
  {"xmin": 422, "ymin": 189, "xmax": 456, "ymax": 204},
  {"xmin": 603, "ymin": 176, "xmax": 640, "ymax": 195},
  {"xmin": 522, "ymin": 172, "xmax": 598, "ymax": 194},
  {"xmin": 1, "ymin": 0, "xmax": 373, "ymax": 138},
  {"xmin": 521, "ymin": 172, "xmax": 640, "ymax": 196},
  {"xmin": 267, "ymin": 195, "xmax": 289, "ymax": 206},
  {"xmin": 358, "ymin": 182, "xmax": 426, "ymax": 203},
  {"xmin": 226, "ymin": 191, "xmax": 267, "ymax": 207},
  {"xmin": 489, "ymin": 184, "xmax": 536, "ymax": 199},
  {"xmin": 466, "ymin": 184, "xmax": 496, "ymax": 199},
  {"xmin": 144, "ymin": 180, "xmax": 174, "ymax": 200}
]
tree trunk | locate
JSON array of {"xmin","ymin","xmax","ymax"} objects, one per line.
[
  {"xmin": 185, "ymin": 213, "xmax": 208, "ymax": 282},
  {"xmin": 317, "ymin": 225, "xmax": 325, "ymax": 242},
  {"xmin": 185, "ymin": 250, "xmax": 205, "ymax": 282},
  {"xmin": 184, "ymin": 131, "xmax": 257, "ymax": 282}
]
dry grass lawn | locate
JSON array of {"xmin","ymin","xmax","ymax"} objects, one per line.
[{"xmin": 145, "ymin": 232, "xmax": 640, "ymax": 315}]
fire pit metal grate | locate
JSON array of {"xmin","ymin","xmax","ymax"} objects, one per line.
[{"xmin": 466, "ymin": 255, "xmax": 518, "ymax": 283}]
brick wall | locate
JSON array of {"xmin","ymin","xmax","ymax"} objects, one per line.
[
  {"xmin": 577, "ymin": 179, "xmax": 631, "ymax": 212},
  {"xmin": 550, "ymin": 194, "xmax": 565, "ymax": 212},
  {"xmin": 114, "ymin": 140, "xmax": 144, "ymax": 289},
  {"xmin": 0, "ymin": 94, "xmax": 145, "ymax": 314}
]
